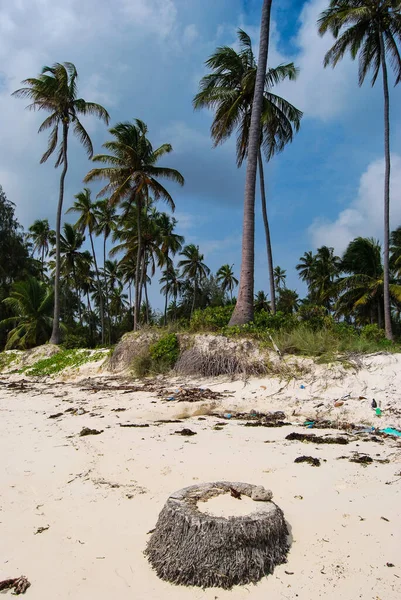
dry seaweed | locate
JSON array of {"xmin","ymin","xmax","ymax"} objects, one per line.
[
  {"xmin": 146, "ymin": 482, "xmax": 289, "ymax": 589},
  {"xmin": 161, "ymin": 387, "xmax": 224, "ymax": 403},
  {"xmin": 294, "ymin": 455, "xmax": 321, "ymax": 467},
  {"xmin": 0, "ymin": 576, "xmax": 31, "ymax": 594},
  {"xmin": 349, "ymin": 454, "xmax": 373, "ymax": 465},
  {"xmin": 286, "ymin": 432, "xmax": 349, "ymax": 445},
  {"xmin": 79, "ymin": 427, "xmax": 103, "ymax": 437},
  {"xmin": 175, "ymin": 428, "xmax": 197, "ymax": 436},
  {"xmin": 119, "ymin": 423, "xmax": 149, "ymax": 428}
]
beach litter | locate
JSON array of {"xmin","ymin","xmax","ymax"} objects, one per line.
[
  {"xmin": 286, "ymin": 432, "xmax": 349, "ymax": 445},
  {"xmin": 380, "ymin": 427, "xmax": 401, "ymax": 437}
]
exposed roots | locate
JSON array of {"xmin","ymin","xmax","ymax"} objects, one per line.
[
  {"xmin": 175, "ymin": 347, "xmax": 267, "ymax": 378},
  {"xmin": 145, "ymin": 481, "xmax": 289, "ymax": 589}
]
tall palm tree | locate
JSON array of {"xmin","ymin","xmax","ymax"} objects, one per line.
[
  {"xmin": 55, "ymin": 223, "xmax": 86, "ymax": 325},
  {"xmin": 216, "ymin": 264, "xmax": 239, "ymax": 300},
  {"xmin": 156, "ymin": 213, "xmax": 184, "ymax": 324},
  {"xmin": 273, "ymin": 266, "xmax": 286, "ymax": 290},
  {"xmin": 0, "ymin": 277, "xmax": 53, "ymax": 349},
  {"xmin": 277, "ymin": 288, "xmax": 299, "ymax": 314},
  {"xmin": 28, "ymin": 219, "xmax": 55, "ymax": 278},
  {"xmin": 336, "ymin": 236, "xmax": 401, "ymax": 325},
  {"xmin": 318, "ymin": 1, "xmax": 401, "ymax": 339},
  {"xmin": 95, "ymin": 199, "xmax": 116, "ymax": 343},
  {"xmin": 178, "ymin": 244, "xmax": 210, "ymax": 315},
  {"xmin": 13, "ymin": 62, "xmax": 110, "ymax": 344},
  {"xmin": 194, "ymin": 19, "xmax": 301, "ymax": 318},
  {"xmin": 296, "ymin": 251, "xmax": 315, "ymax": 287},
  {"xmin": 84, "ymin": 119, "xmax": 184, "ymax": 330},
  {"xmin": 160, "ymin": 265, "xmax": 182, "ymax": 321},
  {"xmin": 67, "ymin": 188, "xmax": 105, "ymax": 343}
]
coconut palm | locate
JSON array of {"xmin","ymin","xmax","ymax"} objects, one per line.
[
  {"xmin": 296, "ymin": 251, "xmax": 315, "ymax": 287},
  {"xmin": 160, "ymin": 265, "xmax": 182, "ymax": 322},
  {"xmin": 216, "ymin": 264, "xmax": 239, "ymax": 300},
  {"xmin": 318, "ymin": 1, "xmax": 401, "ymax": 339},
  {"xmin": 178, "ymin": 244, "xmax": 210, "ymax": 315},
  {"xmin": 156, "ymin": 212, "xmax": 184, "ymax": 324},
  {"xmin": 277, "ymin": 288, "xmax": 299, "ymax": 314},
  {"xmin": 390, "ymin": 225, "xmax": 401, "ymax": 274},
  {"xmin": 336, "ymin": 236, "xmax": 401, "ymax": 325},
  {"xmin": 95, "ymin": 199, "xmax": 116, "ymax": 342},
  {"xmin": 194, "ymin": 17, "xmax": 301, "ymax": 319},
  {"xmin": 273, "ymin": 266, "xmax": 286, "ymax": 290},
  {"xmin": 56, "ymin": 223, "xmax": 86, "ymax": 325},
  {"xmin": 0, "ymin": 277, "xmax": 53, "ymax": 349},
  {"xmin": 28, "ymin": 219, "xmax": 55, "ymax": 277},
  {"xmin": 13, "ymin": 62, "xmax": 110, "ymax": 344},
  {"xmin": 67, "ymin": 188, "xmax": 105, "ymax": 343},
  {"xmin": 84, "ymin": 119, "xmax": 184, "ymax": 330},
  {"xmin": 254, "ymin": 290, "xmax": 270, "ymax": 312}
]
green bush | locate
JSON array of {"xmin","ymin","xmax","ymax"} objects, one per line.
[
  {"xmin": 253, "ymin": 310, "xmax": 296, "ymax": 331},
  {"xmin": 360, "ymin": 324, "xmax": 386, "ymax": 342},
  {"xmin": 150, "ymin": 333, "xmax": 180, "ymax": 366},
  {"xmin": 190, "ymin": 306, "xmax": 234, "ymax": 331}
]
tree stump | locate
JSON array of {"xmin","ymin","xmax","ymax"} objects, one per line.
[{"xmin": 145, "ymin": 481, "xmax": 289, "ymax": 589}]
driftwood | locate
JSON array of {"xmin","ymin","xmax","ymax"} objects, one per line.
[
  {"xmin": 146, "ymin": 482, "xmax": 289, "ymax": 589},
  {"xmin": 0, "ymin": 576, "xmax": 31, "ymax": 594}
]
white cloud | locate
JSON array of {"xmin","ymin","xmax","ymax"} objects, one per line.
[{"xmin": 309, "ymin": 154, "xmax": 401, "ymax": 253}]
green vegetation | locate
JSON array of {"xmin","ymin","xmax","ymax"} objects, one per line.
[
  {"xmin": 22, "ymin": 349, "xmax": 108, "ymax": 377},
  {"xmin": 132, "ymin": 333, "xmax": 179, "ymax": 377}
]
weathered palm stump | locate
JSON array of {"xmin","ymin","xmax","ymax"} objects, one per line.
[{"xmin": 145, "ymin": 481, "xmax": 289, "ymax": 589}]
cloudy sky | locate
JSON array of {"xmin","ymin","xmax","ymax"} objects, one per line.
[{"xmin": 1, "ymin": 0, "xmax": 401, "ymax": 308}]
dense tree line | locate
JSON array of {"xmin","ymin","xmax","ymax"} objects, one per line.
[{"xmin": 1, "ymin": 1, "xmax": 401, "ymax": 349}]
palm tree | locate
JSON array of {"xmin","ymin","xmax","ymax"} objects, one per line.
[
  {"xmin": 216, "ymin": 264, "xmax": 239, "ymax": 300},
  {"xmin": 28, "ymin": 219, "xmax": 55, "ymax": 278},
  {"xmin": 277, "ymin": 288, "xmax": 299, "ymax": 314},
  {"xmin": 67, "ymin": 188, "xmax": 105, "ymax": 343},
  {"xmin": 194, "ymin": 17, "xmax": 301, "ymax": 319},
  {"xmin": 336, "ymin": 236, "xmax": 401, "ymax": 325},
  {"xmin": 254, "ymin": 290, "xmax": 270, "ymax": 312},
  {"xmin": 390, "ymin": 225, "xmax": 401, "ymax": 274},
  {"xmin": 0, "ymin": 277, "xmax": 53, "ymax": 349},
  {"xmin": 318, "ymin": 1, "xmax": 401, "ymax": 339},
  {"xmin": 273, "ymin": 266, "xmax": 286, "ymax": 290},
  {"xmin": 178, "ymin": 244, "xmax": 210, "ymax": 315},
  {"xmin": 156, "ymin": 213, "xmax": 184, "ymax": 324},
  {"xmin": 13, "ymin": 62, "xmax": 109, "ymax": 344},
  {"xmin": 160, "ymin": 265, "xmax": 182, "ymax": 322},
  {"xmin": 56, "ymin": 223, "xmax": 86, "ymax": 325},
  {"xmin": 296, "ymin": 251, "xmax": 315, "ymax": 287},
  {"xmin": 312, "ymin": 246, "xmax": 341, "ymax": 310},
  {"xmin": 84, "ymin": 119, "xmax": 184, "ymax": 330},
  {"xmin": 95, "ymin": 199, "xmax": 116, "ymax": 342}
]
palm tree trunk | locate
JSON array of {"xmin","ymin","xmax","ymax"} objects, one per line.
[
  {"xmin": 104, "ymin": 235, "xmax": 111, "ymax": 345},
  {"xmin": 144, "ymin": 275, "xmax": 150, "ymax": 325},
  {"xmin": 50, "ymin": 122, "xmax": 68, "ymax": 344},
  {"xmin": 191, "ymin": 278, "xmax": 197, "ymax": 316},
  {"xmin": 258, "ymin": 148, "xmax": 276, "ymax": 314},
  {"xmin": 41, "ymin": 246, "xmax": 45, "ymax": 280},
  {"xmin": 89, "ymin": 230, "xmax": 105, "ymax": 345},
  {"xmin": 379, "ymin": 33, "xmax": 393, "ymax": 341},
  {"xmin": 71, "ymin": 262, "xmax": 82, "ymax": 326},
  {"xmin": 164, "ymin": 285, "xmax": 169, "ymax": 325},
  {"xmin": 228, "ymin": 0, "xmax": 272, "ymax": 326},
  {"xmin": 134, "ymin": 196, "xmax": 142, "ymax": 331}
]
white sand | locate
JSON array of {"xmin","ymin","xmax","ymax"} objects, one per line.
[
  {"xmin": 1, "ymin": 354, "xmax": 401, "ymax": 599},
  {"xmin": 198, "ymin": 493, "xmax": 266, "ymax": 517}
]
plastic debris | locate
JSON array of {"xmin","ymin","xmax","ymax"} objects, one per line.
[
  {"xmin": 334, "ymin": 401, "xmax": 344, "ymax": 407},
  {"xmin": 380, "ymin": 427, "xmax": 401, "ymax": 437},
  {"xmin": 223, "ymin": 413, "xmax": 232, "ymax": 419},
  {"xmin": 300, "ymin": 385, "xmax": 305, "ymax": 389},
  {"xmin": 372, "ymin": 399, "xmax": 377, "ymax": 408},
  {"xmin": 375, "ymin": 407, "xmax": 382, "ymax": 417}
]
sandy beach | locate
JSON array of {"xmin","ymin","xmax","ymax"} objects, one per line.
[{"xmin": 1, "ymin": 354, "xmax": 401, "ymax": 599}]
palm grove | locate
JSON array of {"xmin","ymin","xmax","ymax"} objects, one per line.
[{"xmin": 1, "ymin": 0, "xmax": 401, "ymax": 351}]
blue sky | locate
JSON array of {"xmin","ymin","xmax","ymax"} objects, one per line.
[{"xmin": 1, "ymin": 0, "xmax": 401, "ymax": 309}]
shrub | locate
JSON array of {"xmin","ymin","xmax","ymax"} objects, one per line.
[
  {"xmin": 190, "ymin": 306, "xmax": 234, "ymax": 331},
  {"xmin": 360, "ymin": 324, "xmax": 386, "ymax": 343},
  {"xmin": 253, "ymin": 310, "xmax": 296, "ymax": 331},
  {"xmin": 150, "ymin": 333, "xmax": 180, "ymax": 366}
]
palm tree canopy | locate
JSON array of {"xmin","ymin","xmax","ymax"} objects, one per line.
[
  {"xmin": 28, "ymin": 219, "xmax": 55, "ymax": 256},
  {"xmin": 178, "ymin": 244, "xmax": 210, "ymax": 281},
  {"xmin": 67, "ymin": 188, "xmax": 98, "ymax": 235},
  {"xmin": 84, "ymin": 119, "xmax": 184, "ymax": 207},
  {"xmin": 193, "ymin": 28, "xmax": 303, "ymax": 166},
  {"xmin": 95, "ymin": 199, "xmax": 116, "ymax": 240},
  {"xmin": 318, "ymin": 0, "xmax": 401, "ymax": 86},
  {"xmin": 13, "ymin": 62, "xmax": 110, "ymax": 165},
  {"xmin": 0, "ymin": 277, "xmax": 54, "ymax": 349},
  {"xmin": 216, "ymin": 264, "xmax": 239, "ymax": 293}
]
